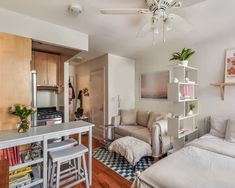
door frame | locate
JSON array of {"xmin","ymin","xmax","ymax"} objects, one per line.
[{"xmin": 89, "ymin": 67, "xmax": 106, "ymax": 126}]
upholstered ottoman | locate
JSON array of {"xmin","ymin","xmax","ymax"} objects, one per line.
[{"xmin": 109, "ymin": 136, "xmax": 152, "ymax": 166}]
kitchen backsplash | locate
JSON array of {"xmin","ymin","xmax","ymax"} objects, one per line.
[{"xmin": 37, "ymin": 90, "xmax": 58, "ymax": 108}]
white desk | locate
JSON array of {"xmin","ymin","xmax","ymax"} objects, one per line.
[{"xmin": 0, "ymin": 120, "xmax": 94, "ymax": 188}]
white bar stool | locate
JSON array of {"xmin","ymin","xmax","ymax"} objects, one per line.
[
  {"xmin": 47, "ymin": 138, "xmax": 77, "ymax": 184},
  {"xmin": 49, "ymin": 144, "xmax": 89, "ymax": 188}
]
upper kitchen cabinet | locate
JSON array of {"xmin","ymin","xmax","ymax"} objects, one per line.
[
  {"xmin": 34, "ymin": 51, "xmax": 48, "ymax": 86},
  {"xmin": 47, "ymin": 53, "xmax": 59, "ymax": 86},
  {"xmin": 33, "ymin": 51, "xmax": 60, "ymax": 87}
]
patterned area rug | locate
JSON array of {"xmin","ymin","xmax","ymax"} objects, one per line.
[{"xmin": 93, "ymin": 147, "xmax": 154, "ymax": 182}]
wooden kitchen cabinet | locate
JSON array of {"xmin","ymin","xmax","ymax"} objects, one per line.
[
  {"xmin": 33, "ymin": 51, "xmax": 60, "ymax": 87},
  {"xmin": 34, "ymin": 51, "xmax": 47, "ymax": 86},
  {"xmin": 47, "ymin": 53, "xmax": 59, "ymax": 86}
]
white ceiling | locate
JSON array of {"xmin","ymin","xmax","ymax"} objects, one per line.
[{"xmin": 0, "ymin": 0, "xmax": 235, "ymax": 60}]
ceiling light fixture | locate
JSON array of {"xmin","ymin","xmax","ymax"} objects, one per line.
[
  {"xmin": 68, "ymin": 4, "xmax": 83, "ymax": 15},
  {"xmin": 100, "ymin": 0, "xmax": 206, "ymax": 45}
]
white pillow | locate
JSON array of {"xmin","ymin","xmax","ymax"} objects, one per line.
[
  {"xmin": 210, "ymin": 117, "xmax": 228, "ymax": 138},
  {"xmin": 225, "ymin": 119, "xmax": 235, "ymax": 143}
]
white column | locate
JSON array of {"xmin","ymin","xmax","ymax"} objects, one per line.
[{"xmin": 64, "ymin": 62, "xmax": 69, "ymax": 123}]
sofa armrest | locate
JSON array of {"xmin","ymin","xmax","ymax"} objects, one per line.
[
  {"xmin": 151, "ymin": 119, "xmax": 168, "ymax": 157},
  {"xmin": 111, "ymin": 115, "xmax": 121, "ymax": 126}
]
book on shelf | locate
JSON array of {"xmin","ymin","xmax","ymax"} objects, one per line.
[
  {"xmin": 0, "ymin": 147, "xmax": 21, "ymax": 166},
  {"xmin": 9, "ymin": 166, "xmax": 34, "ymax": 188},
  {"xmin": 179, "ymin": 128, "xmax": 189, "ymax": 134}
]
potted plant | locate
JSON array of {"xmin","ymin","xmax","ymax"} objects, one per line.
[
  {"xmin": 188, "ymin": 102, "xmax": 196, "ymax": 116},
  {"xmin": 170, "ymin": 48, "xmax": 195, "ymax": 66},
  {"xmin": 9, "ymin": 104, "xmax": 36, "ymax": 133}
]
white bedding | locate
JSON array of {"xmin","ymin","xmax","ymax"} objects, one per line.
[
  {"xmin": 132, "ymin": 134, "xmax": 235, "ymax": 188},
  {"xmin": 188, "ymin": 134, "xmax": 235, "ymax": 158}
]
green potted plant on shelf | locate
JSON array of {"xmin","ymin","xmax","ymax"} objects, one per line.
[
  {"xmin": 9, "ymin": 104, "xmax": 36, "ymax": 133},
  {"xmin": 188, "ymin": 102, "xmax": 196, "ymax": 116},
  {"xmin": 170, "ymin": 48, "xmax": 195, "ymax": 66}
]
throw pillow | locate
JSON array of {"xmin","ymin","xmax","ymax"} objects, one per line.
[
  {"xmin": 147, "ymin": 112, "xmax": 163, "ymax": 131},
  {"xmin": 210, "ymin": 116, "xmax": 228, "ymax": 138},
  {"xmin": 136, "ymin": 111, "xmax": 150, "ymax": 127},
  {"xmin": 120, "ymin": 109, "xmax": 137, "ymax": 125},
  {"xmin": 225, "ymin": 119, "xmax": 235, "ymax": 143}
]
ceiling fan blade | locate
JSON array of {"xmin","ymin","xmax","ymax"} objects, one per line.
[
  {"xmin": 137, "ymin": 22, "xmax": 152, "ymax": 38},
  {"xmin": 137, "ymin": 17, "xmax": 159, "ymax": 38},
  {"xmin": 168, "ymin": 14, "xmax": 192, "ymax": 32},
  {"xmin": 180, "ymin": 0, "xmax": 207, "ymax": 7},
  {"xmin": 100, "ymin": 8, "xmax": 152, "ymax": 15}
]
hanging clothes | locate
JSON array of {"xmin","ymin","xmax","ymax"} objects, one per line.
[{"xmin": 69, "ymin": 81, "xmax": 75, "ymax": 105}]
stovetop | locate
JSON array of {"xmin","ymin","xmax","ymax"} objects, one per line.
[{"xmin": 37, "ymin": 107, "xmax": 63, "ymax": 121}]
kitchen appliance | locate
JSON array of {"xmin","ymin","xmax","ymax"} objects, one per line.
[
  {"xmin": 37, "ymin": 107, "xmax": 63, "ymax": 126},
  {"xmin": 31, "ymin": 71, "xmax": 63, "ymax": 127},
  {"xmin": 31, "ymin": 71, "xmax": 37, "ymax": 127}
]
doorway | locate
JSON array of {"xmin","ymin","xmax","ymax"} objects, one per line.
[{"xmin": 90, "ymin": 68, "xmax": 105, "ymax": 140}]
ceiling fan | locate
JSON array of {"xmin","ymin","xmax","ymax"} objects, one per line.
[{"xmin": 100, "ymin": 0, "xmax": 206, "ymax": 44}]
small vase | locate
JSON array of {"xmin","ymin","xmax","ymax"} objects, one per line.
[
  {"xmin": 187, "ymin": 110, "xmax": 193, "ymax": 116},
  {"xmin": 18, "ymin": 118, "xmax": 30, "ymax": 133},
  {"xmin": 181, "ymin": 60, "xmax": 188, "ymax": 67}
]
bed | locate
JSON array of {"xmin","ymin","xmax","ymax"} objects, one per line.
[{"xmin": 132, "ymin": 134, "xmax": 235, "ymax": 188}]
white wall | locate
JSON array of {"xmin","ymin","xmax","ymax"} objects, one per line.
[
  {"xmin": 135, "ymin": 32, "xmax": 235, "ymax": 131},
  {"xmin": 0, "ymin": 8, "xmax": 88, "ymax": 51},
  {"xmin": 76, "ymin": 55, "xmax": 108, "ymax": 122},
  {"xmin": 108, "ymin": 54, "xmax": 135, "ymax": 123}
]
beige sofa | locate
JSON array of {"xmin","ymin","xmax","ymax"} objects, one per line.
[{"xmin": 111, "ymin": 109, "xmax": 172, "ymax": 158}]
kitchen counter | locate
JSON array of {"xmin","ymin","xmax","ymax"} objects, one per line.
[{"xmin": 0, "ymin": 120, "xmax": 94, "ymax": 187}]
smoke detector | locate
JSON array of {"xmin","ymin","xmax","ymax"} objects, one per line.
[{"xmin": 68, "ymin": 5, "xmax": 83, "ymax": 15}]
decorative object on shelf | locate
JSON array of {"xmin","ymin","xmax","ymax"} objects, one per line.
[
  {"xmin": 83, "ymin": 88, "xmax": 89, "ymax": 96},
  {"xmin": 173, "ymin": 77, "xmax": 179, "ymax": 83},
  {"xmin": 9, "ymin": 104, "xmax": 36, "ymax": 133},
  {"xmin": 188, "ymin": 102, "xmax": 196, "ymax": 116},
  {"xmin": 31, "ymin": 143, "xmax": 42, "ymax": 160},
  {"xmin": 141, "ymin": 70, "xmax": 169, "ymax": 99},
  {"xmin": 170, "ymin": 48, "xmax": 195, "ymax": 66},
  {"xmin": 182, "ymin": 85, "xmax": 190, "ymax": 99},
  {"xmin": 224, "ymin": 48, "xmax": 235, "ymax": 83}
]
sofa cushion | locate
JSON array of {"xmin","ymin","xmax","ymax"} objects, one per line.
[
  {"xmin": 147, "ymin": 112, "xmax": 163, "ymax": 131},
  {"xmin": 137, "ymin": 111, "xmax": 149, "ymax": 127},
  {"xmin": 225, "ymin": 119, "xmax": 235, "ymax": 143},
  {"xmin": 210, "ymin": 116, "xmax": 228, "ymax": 138},
  {"xmin": 115, "ymin": 125, "xmax": 144, "ymax": 137},
  {"xmin": 131, "ymin": 128, "xmax": 151, "ymax": 145},
  {"xmin": 120, "ymin": 109, "xmax": 136, "ymax": 125}
]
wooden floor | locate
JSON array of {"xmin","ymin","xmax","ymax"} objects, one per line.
[{"xmin": 72, "ymin": 135, "xmax": 131, "ymax": 188}]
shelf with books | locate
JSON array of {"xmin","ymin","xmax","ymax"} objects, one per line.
[
  {"xmin": 10, "ymin": 158, "xmax": 43, "ymax": 172},
  {"xmin": 21, "ymin": 178, "xmax": 43, "ymax": 188},
  {"xmin": 168, "ymin": 83, "xmax": 197, "ymax": 102}
]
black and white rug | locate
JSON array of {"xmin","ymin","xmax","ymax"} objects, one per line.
[{"xmin": 93, "ymin": 147, "xmax": 154, "ymax": 182}]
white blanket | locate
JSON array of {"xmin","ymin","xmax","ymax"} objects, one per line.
[
  {"xmin": 132, "ymin": 145, "xmax": 235, "ymax": 188},
  {"xmin": 187, "ymin": 134, "xmax": 235, "ymax": 158}
]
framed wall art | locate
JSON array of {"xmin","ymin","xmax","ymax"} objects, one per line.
[
  {"xmin": 225, "ymin": 48, "xmax": 235, "ymax": 83},
  {"xmin": 140, "ymin": 70, "xmax": 169, "ymax": 99}
]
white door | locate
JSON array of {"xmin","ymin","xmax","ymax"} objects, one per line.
[{"xmin": 90, "ymin": 69, "xmax": 105, "ymax": 139}]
